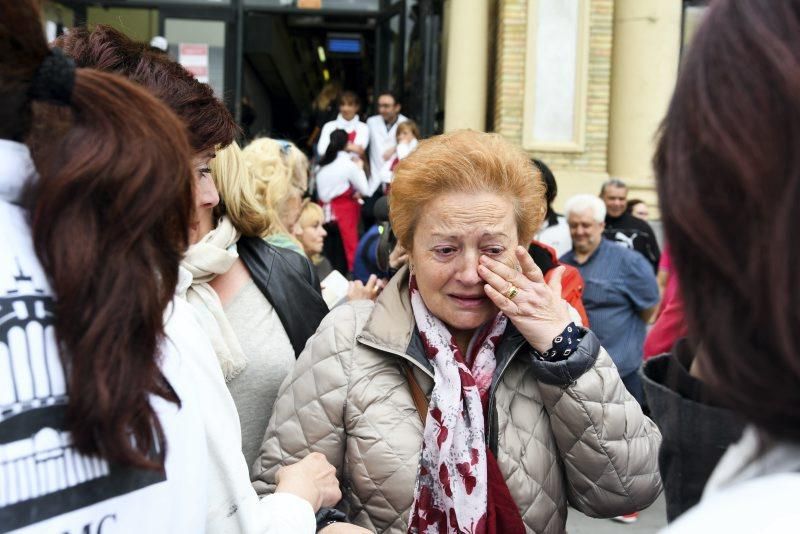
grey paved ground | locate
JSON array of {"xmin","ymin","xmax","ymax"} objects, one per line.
[{"xmin": 566, "ymin": 493, "xmax": 666, "ymax": 534}]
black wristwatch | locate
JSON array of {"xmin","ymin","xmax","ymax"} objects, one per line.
[{"xmin": 316, "ymin": 508, "xmax": 347, "ymax": 532}]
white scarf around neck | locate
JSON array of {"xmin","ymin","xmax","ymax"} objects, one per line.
[{"xmin": 179, "ymin": 216, "xmax": 245, "ymax": 381}]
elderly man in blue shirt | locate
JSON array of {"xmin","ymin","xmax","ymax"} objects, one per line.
[{"xmin": 560, "ymin": 194, "xmax": 659, "ymax": 404}]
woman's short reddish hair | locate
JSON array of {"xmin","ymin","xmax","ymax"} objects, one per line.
[{"xmin": 389, "ymin": 130, "xmax": 545, "ymax": 249}]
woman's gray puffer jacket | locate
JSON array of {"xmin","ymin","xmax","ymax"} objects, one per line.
[{"xmin": 252, "ymin": 269, "xmax": 662, "ymax": 533}]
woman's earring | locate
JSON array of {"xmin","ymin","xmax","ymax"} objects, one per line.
[{"xmin": 409, "ymin": 263, "xmax": 414, "ymax": 274}]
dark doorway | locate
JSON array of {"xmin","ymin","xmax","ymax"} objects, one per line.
[
  {"xmin": 49, "ymin": 0, "xmax": 443, "ymax": 142},
  {"xmin": 241, "ymin": 10, "xmax": 379, "ymax": 146}
]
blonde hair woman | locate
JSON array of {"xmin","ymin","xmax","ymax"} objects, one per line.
[
  {"xmin": 254, "ymin": 130, "xmax": 662, "ymax": 532},
  {"xmin": 287, "ymin": 142, "xmax": 310, "ymax": 192},
  {"xmin": 295, "ymin": 200, "xmax": 332, "ymax": 280},
  {"xmin": 242, "ymin": 137, "xmax": 308, "ymax": 255},
  {"xmin": 309, "ymin": 81, "xmax": 342, "ymax": 150},
  {"xmin": 181, "ymin": 141, "xmax": 328, "ymax": 468},
  {"xmin": 210, "ymin": 140, "xmax": 273, "ymax": 237},
  {"xmin": 313, "ymin": 81, "xmax": 341, "ymax": 116},
  {"xmin": 295, "ymin": 200, "xmax": 385, "ymax": 306}
]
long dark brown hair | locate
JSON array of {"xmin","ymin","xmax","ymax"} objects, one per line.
[
  {"xmin": 655, "ymin": 0, "xmax": 800, "ymax": 442},
  {"xmin": 1, "ymin": 1, "xmax": 194, "ymax": 468}
]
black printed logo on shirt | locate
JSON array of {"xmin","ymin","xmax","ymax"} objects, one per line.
[{"xmin": 0, "ymin": 262, "xmax": 166, "ymax": 532}]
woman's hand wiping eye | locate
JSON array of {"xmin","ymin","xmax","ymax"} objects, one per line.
[{"xmin": 478, "ymin": 245, "xmax": 571, "ymax": 352}]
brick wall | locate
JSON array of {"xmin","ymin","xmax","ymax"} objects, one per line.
[{"xmin": 493, "ymin": 0, "xmax": 614, "ymax": 187}]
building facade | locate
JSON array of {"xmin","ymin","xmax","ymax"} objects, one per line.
[
  {"xmin": 45, "ymin": 0, "xmax": 705, "ymax": 212},
  {"xmin": 445, "ymin": 0, "xmax": 706, "ymax": 214}
]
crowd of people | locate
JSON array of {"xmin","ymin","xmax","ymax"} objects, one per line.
[
  {"xmin": 2, "ymin": 0, "xmax": 800, "ymax": 532},
  {"xmin": 310, "ymin": 87, "xmax": 419, "ymax": 286}
]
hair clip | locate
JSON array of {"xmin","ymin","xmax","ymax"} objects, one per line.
[{"xmin": 276, "ymin": 139, "xmax": 292, "ymax": 156}]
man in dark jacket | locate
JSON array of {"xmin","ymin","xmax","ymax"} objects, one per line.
[{"xmin": 600, "ymin": 179, "xmax": 661, "ymax": 272}]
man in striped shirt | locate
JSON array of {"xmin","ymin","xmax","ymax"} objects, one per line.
[{"xmin": 560, "ymin": 195, "xmax": 659, "ymax": 404}]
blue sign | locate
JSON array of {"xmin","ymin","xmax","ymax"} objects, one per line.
[{"xmin": 327, "ymin": 36, "xmax": 362, "ymax": 55}]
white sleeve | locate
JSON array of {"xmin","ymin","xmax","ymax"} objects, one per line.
[
  {"xmin": 348, "ymin": 162, "xmax": 372, "ymax": 196},
  {"xmin": 354, "ymin": 122, "xmax": 369, "ymax": 149},
  {"xmin": 169, "ymin": 299, "xmax": 315, "ymax": 534},
  {"xmin": 366, "ymin": 115, "xmax": 379, "ymax": 139},
  {"xmin": 366, "ymin": 173, "xmax": 381, "ymax": 196},
  {"xmin": 379, "ymin": 159, "xmax": 394, "ymax": 185},
  {"xmin": 255, "ymin": 493, "xmax": 317, "ymax": 534},
  {"xmin": 317, "ymin": 122, "xmax": 333, "ymax": 156}
]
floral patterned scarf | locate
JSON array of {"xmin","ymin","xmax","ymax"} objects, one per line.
[{"xmin": 407, "ymin": 276, "xmax": 507, "ymax": 533}]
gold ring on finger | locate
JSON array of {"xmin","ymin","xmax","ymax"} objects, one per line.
[{"xmin": 504, "ymin": 284, "xmax": 519, "ymax": 300}]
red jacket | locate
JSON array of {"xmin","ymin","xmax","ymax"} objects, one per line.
[{"xmin": 529, "ymin": 241, "xmax": 590, "ymax": 328}]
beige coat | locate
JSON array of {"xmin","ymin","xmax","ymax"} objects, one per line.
[{"xmin": 252, "ymin": 269, "xmax": 662, "ymax": 533}]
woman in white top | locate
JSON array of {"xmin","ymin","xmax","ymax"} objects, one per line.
[
  {"xmin": 316, "ymin": 90, "xmax": 370, "ymax": 158},
  {"xmin": 532, "ymin": 159, "xmax": 572, "ymax": 258},
  {"xmin": 0, "ymin": 10, "xmax": 211, "ymax": 531},
  {"xmin": 181, "ymin": 142, "xmax": 328, "ymax": 470},
  {"xmin": 315, "ymin": 129, "xmax": 376, "ymax": 272},
  {"xmin": 0, "ymin": 4, "xmax": 255, "ymax": 530}
]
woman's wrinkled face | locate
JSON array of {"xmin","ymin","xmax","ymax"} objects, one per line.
[
  {"xmin": 190, "ymin": 150, "xmax": 219, "ymax": 244},
  {"xmin": 296, "ymin": 216, "xmax": 327, "ymax": 255},
  {"xmin": 410, "ymin": 191, "xmax": 519, "ymax": 339}
]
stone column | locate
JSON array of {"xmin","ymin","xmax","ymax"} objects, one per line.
[
  {"xmin": 607, "ymin": 0, "xmax": 682, "ymax": 186},
  {"xmin": 443, "ymin": 0, "xmax": 490, "ymax": 132}
]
